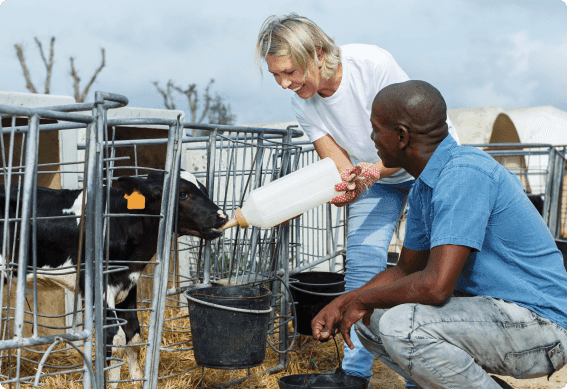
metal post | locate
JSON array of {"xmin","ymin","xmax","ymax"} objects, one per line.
[
  {"xmin": 543, "ymin": 147, "xmax": 556, "ymax": 226},
  {"xmin": 93, "ymin": 92, "xmax": 107, "ymax": 388},
  {"xmin": 202, "ymin": 129, "xmax": 217, "ymax": 284},
  {"xmin": 549, "ymin": 148, "xmax": 565, "ymax": 238},
  {"xmin": 279, "ymin": 126, "xmax": 295, "ymax": 368},
  {"xmin": 13, "ymin": 115, "xmax": 40, "ymax": 388},
  {"xmin": 143, "ymin": 119, "xmax": 183, "ymax": 389},
  {"xmin": 82, "ymin": 120, "xmax": 97, "ymax": 389}
]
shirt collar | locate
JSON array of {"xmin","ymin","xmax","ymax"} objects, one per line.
[{"xmin": 418, "ymin": 135, "xmax": 458, "ymax": 188}]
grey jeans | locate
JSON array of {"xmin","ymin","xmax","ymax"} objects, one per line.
[{"xmin": 355, "ymin": 295, "xmax": 567, "ymax": 389}]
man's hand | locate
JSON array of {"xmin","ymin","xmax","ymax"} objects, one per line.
[
  {"xmin": 311, "ymin": 302, "xmax": 344, "ymax": 341},
  {"xmin": 340, "ymin": 297, "xmax": 374, "ymax": 349},
  {"xmin": 330, "ymin": 162, "xmax": 380, "ymax": 207}
]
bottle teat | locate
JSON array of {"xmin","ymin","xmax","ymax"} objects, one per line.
[{"xmin": 219, "ymin": 208, "xmax": 249, "ymax": 230}]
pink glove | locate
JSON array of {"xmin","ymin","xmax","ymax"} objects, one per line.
[{"xmin": 329, "ymin": 162, "xmax": 380, "ymax": 207}]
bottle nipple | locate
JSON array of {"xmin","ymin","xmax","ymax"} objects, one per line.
[{"xmin": 219, "ymin": 208, "xmax": 249, "ymax": 230}]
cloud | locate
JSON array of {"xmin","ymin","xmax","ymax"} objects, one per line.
[
  {"xmin": 451, "ymin": 30, "xmax": 567, "ymax": 110},
  {"xmin": 2, "ymin": 0, "xmax": 566, "ymax": 124}
]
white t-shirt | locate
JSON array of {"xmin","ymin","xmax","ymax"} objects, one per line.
[{"xmin": 292, "ymin": 44, "xmax": 460, "ymax": 184}]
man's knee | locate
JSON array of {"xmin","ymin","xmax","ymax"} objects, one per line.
[
  {"xmin": 354, "ymin": 306, "xmax": 415, "ymax": 355},
  {"xmin": 379, "ymin": 304, "xmax": 415, "ymax": 339}
]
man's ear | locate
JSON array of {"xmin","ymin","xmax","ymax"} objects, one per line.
[{"xmin": 397, "ymin": 126, "xmax": 410, "ymax": 150}]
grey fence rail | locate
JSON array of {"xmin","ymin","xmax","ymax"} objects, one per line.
[{"xmin": 287, "ymin": 141, "xmax": 567, "ymax": 274}]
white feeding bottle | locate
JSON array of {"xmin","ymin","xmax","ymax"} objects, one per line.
[{"xmin": 220, "ymin": 158, "xmax": 344, "ymax": 230}]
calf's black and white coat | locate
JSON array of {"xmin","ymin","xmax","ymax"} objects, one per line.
[{"xmin": 0, "ymin": 170, "xmax": 227, "ymax": 385}]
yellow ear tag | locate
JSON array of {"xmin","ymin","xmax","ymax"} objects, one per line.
[{"xmin": 124, "ymin": 189, "xmax": 146, "ymax": 210}]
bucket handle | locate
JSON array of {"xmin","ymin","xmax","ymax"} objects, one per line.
[
  {"xmin": 303, "ymin": 337, "xmax": 344, "ymax": 385},
  {"xmin": 289, "ymin": 277, "xmax": 346, "ymax": 288},
  {"xmin": 185, "ymin": 293, "xmax": 273, "ymax": 314},
  {"xmin": 265, "ymin": 275, "xmax": 299, "ymax": 355},
  {"xmin": 288, "ymin": 283, "xmax": 346, "ymax": 297}
]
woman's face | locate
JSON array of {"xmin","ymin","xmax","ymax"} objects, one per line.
[{"xmin": 265, "ymin": 55, "xmax": 322, "ymax": 100}]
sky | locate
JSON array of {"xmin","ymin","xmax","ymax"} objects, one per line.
[{"xmin": 1, "ymin": 0, "xmax": 566, "ymax": 125}]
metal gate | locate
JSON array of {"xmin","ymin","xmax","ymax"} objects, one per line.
[
  {"xmin": 0, "ymin": 92, "xmax": 186, "ymax": 388},
  {"xmin": 0, "ymin": 92, "xmax": 130, "ymax": 388},
  {"xmin": 142, "ymin": 122, "xmax": 304, "ymax": 389}
]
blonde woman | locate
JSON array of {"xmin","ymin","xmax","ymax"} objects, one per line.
[{"xmin": 255, "ymin": 14, "xmax": 459, "ymax": 385}]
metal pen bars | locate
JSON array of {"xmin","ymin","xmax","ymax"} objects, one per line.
[
  {"xmin": 0, "ymin": 93, "xmax": 127, "ymax": 389},
  {"xmin": 0, "ymin": 94, "xmax": 306, "ymax": 389},
  {"xmin": 1, "ymin": 91, "xmax": 566, "ymax": 389}
]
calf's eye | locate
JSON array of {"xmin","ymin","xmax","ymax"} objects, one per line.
[{"xmin": 179, "ymin": 192, "xmax": 189, "ymax": 200}]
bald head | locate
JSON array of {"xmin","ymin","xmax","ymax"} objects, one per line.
[
  {"xmin": 372, "ymin": 80, "xmax": 448, "ymax": 139},
  {"xmin": 369, "ymin": 80, "xmax": 450, "ymax": 177}
]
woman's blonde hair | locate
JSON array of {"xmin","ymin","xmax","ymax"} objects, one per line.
[{"xmin": 255, "ymin": 13, "xmax": 341, "ymax": 80}]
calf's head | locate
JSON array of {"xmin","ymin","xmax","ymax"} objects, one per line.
[{"xmin": 117, "ymin": 170, "xmax": 227, "ymax": 240}]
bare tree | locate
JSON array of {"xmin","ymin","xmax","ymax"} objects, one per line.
[
  {"xmin": 14, "ymin": 37, "xmax": 55, "ymax": 94},
  {"xmin": 153, "ymin": 79, "xmax": 237, "ymax": 129},
  {"xmin": 14, "ymin": 36, "xmax": 106, "ymax": 102},
  {"xmin": 69, "ymin": 48, "xmax": 106, "ymax": 103},
  {"xmin": 152, "ymin": 80, "xmax": 177, "ymax": 110},
  {"xmin": 208, "ymin": 94, "xmax": 236, "ymax": 125}
]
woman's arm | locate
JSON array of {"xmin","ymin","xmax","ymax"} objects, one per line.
[
  {"xmin": 313, "ymin": 134, "xmax": 402, "ymax": 179},
  {"xmin": 312, "ymin": 134, "xmax": 353, "ymax": 173}
]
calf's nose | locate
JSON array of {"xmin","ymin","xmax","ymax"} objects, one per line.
[{"xmin": 217, "ymin": 210, "xmax": 228, "ymax": 223}]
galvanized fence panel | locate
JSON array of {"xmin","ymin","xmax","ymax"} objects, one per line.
[
  {"xmin": 78, "ymin": 114, "xmax": 187, "ymax": 388},
  {"xmin": 0, "ymin": 93, "xmax": 191, "ymax": 389},
  {"xmin": 285, "ymin": 143, "xmax": 347, "ymax": 275},
  {"xmin": 285, "ymin": 142, "xmax": 566, "ymax": 272},
  {"xmin": 136, "ymin": 123, "xmax": 304, "ymax": 389},
  {"xmin": 0, "ymin": 100, "xmax": 102, "ymax": 388}
]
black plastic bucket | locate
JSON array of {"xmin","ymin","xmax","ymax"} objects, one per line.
[
  {"xmin": 278, "ymin": 338, "xmax": 367, "ymax": 389},
  {"xmin": 289, "ymin": 272, "xmax": 345, "ymax": 335},
  {"xmin": 184, "ymin": 285, "xmax": 272, "ymax": 369},
  {"xmin": 278, "ymin": 373, "xmax": 368, "ymax": 389}
]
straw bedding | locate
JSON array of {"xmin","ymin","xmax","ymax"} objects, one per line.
[{"xmin": 3, "ymin": 307, "xmax": 565, "ymax": 388}]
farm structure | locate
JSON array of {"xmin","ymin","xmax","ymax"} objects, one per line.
[
  {"xmin": 0, "ymin": 91, "xmax": 308, "ymax": 389},
  {"xmin": 0, "ymin": 91, "xmax": 566, "ymax": 389}
]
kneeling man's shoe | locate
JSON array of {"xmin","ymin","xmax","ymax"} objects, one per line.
[{"xmin": 490, "ymin": 375, "xmax": 515, "ymax": 389}]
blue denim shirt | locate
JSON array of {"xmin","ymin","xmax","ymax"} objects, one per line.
[{"xmin": 404, "ymin": 135, "xmax": 567, "ymax": 329}]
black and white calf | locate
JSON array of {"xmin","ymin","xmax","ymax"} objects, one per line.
[{"xmin": 0, "ymin": 170, "xmax": 227, "ymax": 385}]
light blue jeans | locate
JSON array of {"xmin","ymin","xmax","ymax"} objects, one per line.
[
  {"xmin": 355, "ymin": 295, "xmax": 567, "ymax": 388},
  {"xmin": 342, "ymin": 180, "xmax": 414, "ymax": 378}
]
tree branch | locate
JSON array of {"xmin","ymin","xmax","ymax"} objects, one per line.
[
  {"xmin": 157, "ymin": 78, "xmax": 234, "ymax": 126},
  {"xmin": 171, "ymin": 82, "xmax": 199, "ymax": 122},
  {"xmin": 14, "ymin": 43, "xmax": 37, "ymax": 94},
  {"xmin": 69, "ymin": 56, "xmax": 81, "ymax": 102},
  {"xmin": 77, "ymin": 48, "xmax": 105, "ymax": 103},
  {"xmin": 35, "ymin": 37, "xmax": 55, "ymax": 94},
  {"xmin": 153, "ymin": 81, "xmax": 176, "ymax": 110},
  {"xmin": 197, "ymin": 79, "xmax": 214, "ymax": 123}
]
